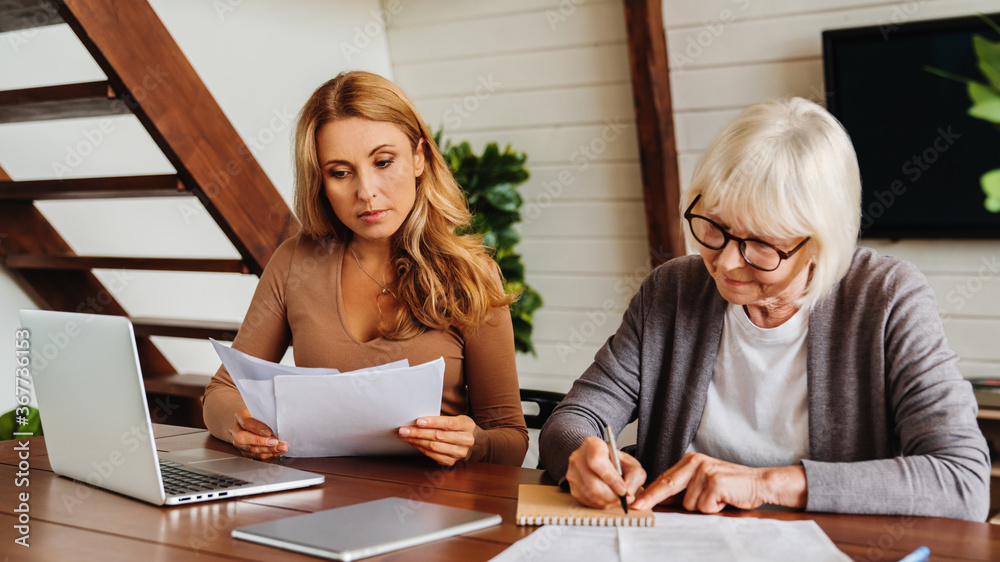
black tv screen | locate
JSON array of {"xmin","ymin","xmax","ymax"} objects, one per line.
[{"xmin": 823, "ymin": 12, "xmax": 1000, "ymax": 238}]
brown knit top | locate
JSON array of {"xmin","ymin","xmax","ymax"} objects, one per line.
[{"xmin": 203, "ymin": 233, "xmax": 528, "ymax": 466}]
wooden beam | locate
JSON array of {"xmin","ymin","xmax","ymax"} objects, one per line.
[
  {"xmin": 623, "ymin": 0, "xmax": 685, "ymax": 265},
  {"xmin": 0, "ymin": 174, "xmax": 189, "ymax": 200},
  {"xmin": 0, "ymin": 201, "xmax": 175, "ymax": 378},
  {"xmin": 59, "ymin": 0, "xmax": 298, "ymax": 275},
  {"xmin": 4, "ymin": 254, "xmax": 250, "ymax": 274},
  {"xmin": 0, "ymin": 164, "xmax": 10, "ymax": 182},
  {"xmin": 0, "ymin": 82, "xmax": 130, "ymax": 123}
]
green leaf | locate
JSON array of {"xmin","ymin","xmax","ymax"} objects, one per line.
[
  {"xmin": 968, "ymin": 81, "xmax": 1000, "ymax": 104},
  {"xmin": 511, "ymin": 317, "xmax": 536, "ymax": 355},
  {"xmin": 480, "ymin": 214, "xmax": 519, "ymax": 234},
  {"xmin": 481, "ymin": 142, "xmax": 500, "ymax": 163},
  {"xmin": 985, "ymin": 169, "xmax": 1000, "ymax": 196},
  {"xmin": 515, "ymin": 286, "xmax": 544, "ymax": 314},
  {"xmin": 983, "ymin": 169, "xmax": 1000, "ymax": 213},
  {"xmin": 491, "ymin": 227, "xmax": 521, "ymax": 251},
  {"xmin": 969, "ymin": 99, "xmax": 1000, "ymax": 122},
  {"xmin": 925, "ymin": 65, "xmax": 975, "ymax": 86},
  {"xmin": 482, "ymin": 183, "xmax": 522, "ymax": 213},
  {"xmin": 980, "ymin": 62, "xmax": 1000, "ymax": 93},
  {"xmin": 481, "ymin": 230, "xmax": 498, "ymax": 250},
  {"xmin": 973, "ymin": 35, "xmax": 1000, "ymax": 90},
  {"xmin": 505, "ymin": 279, "xmax": 525, "ymax": 293},
  {"xmin": 499, "ymin": 254, "xmax": 525, "ymax": 280}
]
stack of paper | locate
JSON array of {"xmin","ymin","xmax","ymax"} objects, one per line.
[{"xmin": 211, "ymin": 340, "xmax": 444, "ymax": 457}]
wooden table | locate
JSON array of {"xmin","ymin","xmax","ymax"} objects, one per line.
[{"xmin": 2, "ymin": 426, "xmax": 998, "ymax": 561}]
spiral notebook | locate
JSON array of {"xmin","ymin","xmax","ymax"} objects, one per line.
[{"xmin": 516, "ymin": 485, "xmax": 655, "ymax": 526}]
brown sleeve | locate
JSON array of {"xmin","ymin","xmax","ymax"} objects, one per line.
[
  {"xmin": 202, "ymin": 236, "xmax": 298, "ymax": 441},
  {"xmin": 462, "ymin": 275, "xmax": 529, "ymax": 466}
]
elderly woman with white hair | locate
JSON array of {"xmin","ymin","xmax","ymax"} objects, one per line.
[{"xmin": 538, "ymin": 97, "xmax": 990, "ymax": 521}]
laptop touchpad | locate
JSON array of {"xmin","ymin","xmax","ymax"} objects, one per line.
[
  {"xmin": 189, "ymin": 457, "xmax": 283, "ymax": 479},
  {"xmin": 161, "ymin": 448, "xmax": 301, "ymax": 481}
]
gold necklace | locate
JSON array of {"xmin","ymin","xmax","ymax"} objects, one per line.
[{"xmin": 349, "ymin": 243, "xmax": 394, "ymax": 298}]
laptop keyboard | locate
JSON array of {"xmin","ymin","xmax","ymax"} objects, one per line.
[{"xmin": 159, "ymin": 460, "xmax": 253, "ymax": 496}]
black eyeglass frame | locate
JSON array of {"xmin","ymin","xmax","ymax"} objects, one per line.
[{"xmin": 683, "ymin": 194, "xmax": 810, "ymax": 272}]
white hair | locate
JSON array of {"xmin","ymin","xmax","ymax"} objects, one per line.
[{"xmin": 681, "ymin": 97, "xmax": 862, "ymax": 310}]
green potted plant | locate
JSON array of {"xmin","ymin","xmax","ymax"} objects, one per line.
[
  {"xmin": 436, "ymin": 133, "xmax": 543, "ymax": 355},
  {"xmin": 0, "ymin": 406, "xmax": 42, "ymax": 440}
]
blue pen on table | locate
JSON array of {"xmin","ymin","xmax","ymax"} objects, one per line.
[
  {"xmin": 603, "ymin": 424, "xmax": 628, "ymax": 514},
  {"xmin": 897, "ymin": 546, "xmax": 930, "ymax": 562}
]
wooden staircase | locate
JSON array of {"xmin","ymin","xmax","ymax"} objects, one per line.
[{"xmin": 0, "ymin": 0, "xmax": 298, "ymax": 427}]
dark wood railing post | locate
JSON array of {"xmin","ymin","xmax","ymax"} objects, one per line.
[{"xmin": 623, "ymin": 0, "xmax": 685, "ymax": 265}]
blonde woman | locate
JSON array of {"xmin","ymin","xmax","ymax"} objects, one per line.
[
  {"xmin": 540, "ymin": 97, "xmax": 989, "ymax": 520},
  {"xmin": 204, "ymin": 71, "xmax": 528, "ymax": 466}
]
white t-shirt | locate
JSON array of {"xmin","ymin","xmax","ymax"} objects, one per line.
[{"xmin": 687, "ymin": 303, "xmax": 810, "ymax": 467}]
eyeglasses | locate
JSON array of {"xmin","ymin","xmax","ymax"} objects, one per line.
[{"xmin": 683, "ymin": 194, "xmax": 810, "ymax": 272}]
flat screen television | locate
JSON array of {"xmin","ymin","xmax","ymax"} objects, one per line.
[{"xmin": 823, "ymin": 12, "xmax": 1000, "ymax": 238}]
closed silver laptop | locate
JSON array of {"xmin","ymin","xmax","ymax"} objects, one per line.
[{"xmin": 20, "ymin": 309, "xmax": 324, "ymax": 506}]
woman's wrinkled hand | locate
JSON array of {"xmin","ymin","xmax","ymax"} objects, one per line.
[
  {"xmin": 631, "ymin": 452, "xmax": 807, "ymax": 513},
  {"xmin": 565, "ymin": 436, "xmax": 646, "ymax": 510}
]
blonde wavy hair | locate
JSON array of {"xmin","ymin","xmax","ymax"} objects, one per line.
[
  {"xmin": 293, "ymin": 71, "xmax": 515, "ymax": 338},
  {"xmin": 681, "ymin": 97, "xmax": 862, "ymax": 311}
]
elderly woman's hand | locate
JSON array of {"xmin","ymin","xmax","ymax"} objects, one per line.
[
  {"xmin": 229, "ymin": 407, "xmax": 288, "ymax": 460},
  {"xmin": 397, "ymin": 415, "xmax": 479, "ymax": 466},
  {"xmin": 630, "ymin": 452, "xmax": 807, "ymax": 513},
  {"xmin": 565, "ymin": 436, "xmax": 646, "ymax": 510}
]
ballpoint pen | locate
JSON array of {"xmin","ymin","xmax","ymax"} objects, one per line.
[
  {"xmin": 897, "ymin": 546, "xmax": 930, "ymax": 562},
  {"xmin": 604, "ymin": 424, "xmax": 628, "ymax": 514}
]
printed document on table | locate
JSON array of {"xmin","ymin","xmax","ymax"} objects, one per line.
[
  {"xmin": 490, "ymin": 512, "xmax": 850, "ymax": 562},
  {"xmin": 211, "ymin": 340, "xmax": 439, "ymax": 457}
]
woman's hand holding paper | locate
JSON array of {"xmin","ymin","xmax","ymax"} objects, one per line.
[
  {"xmin": 398, "ymin": 415, "xmax": 478, "ymax": 466},
  {"xmin": 566, "ymin": 436, "xmax": 646, "ymax": 510},
  {"xmin": 230, "ymin": 407, "xmax": 288, "ymax": 460}
]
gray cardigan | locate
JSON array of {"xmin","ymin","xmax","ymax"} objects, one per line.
[{"xmin": 539, "ymin": 247, "xmax": 990, "ymax": 521}]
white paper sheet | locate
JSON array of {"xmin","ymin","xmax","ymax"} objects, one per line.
[
  {"xmin": 274, "ymin": 358, "xmax": 444, "ymax": 457},
  {"xmin": 211, "ymin": 339, "xmax": 346, "ymax": 430},
  {"xmin": 489, "ymin": 526, "xmax": 620, "ymax": 561},
  {"xmin": 210, "ymin": 339, "xmax": 438, "ymax": 457},
  {"xmin": 489, "ymin": 512, "xmax": 851, "ymax": 562}
]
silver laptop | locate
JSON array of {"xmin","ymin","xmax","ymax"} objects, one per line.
[{"xmin": 20, "ymin": 309, "xmax": 325, "ymax": 506}]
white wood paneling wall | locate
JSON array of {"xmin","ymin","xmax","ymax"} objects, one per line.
[
  {"xmin": 665, "ymin": 0, "xmax": 1000, "ymax": 380},
  {"xmin": 383, "ymin": 0, "xmax": 1000, "ymax": 391},
  {"xmin": 384, "ymin": 0, "xmax": 649, "ymax": 392}
]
